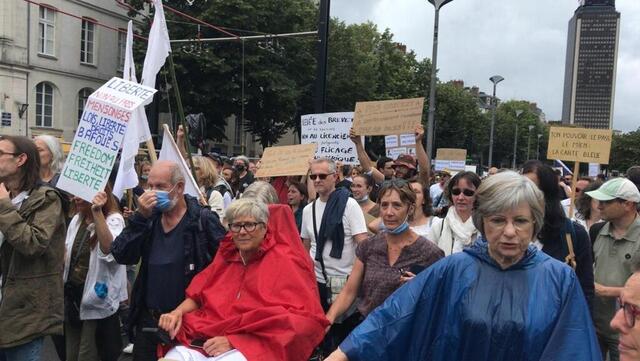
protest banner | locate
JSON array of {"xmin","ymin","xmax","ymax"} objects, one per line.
[
  {"xmin": 385, "ymin": 134, "xmax": 416, "ymax": 159},
  {"xmin": 57, "ymin": 77, "xmax": 157, "ymax": 202},
  {"xmin": 255, "ymin": 144, "xmax": 317, "ymax": 177},
  {"xmin": 301, "ymin": 112, "xmax": 360, "ymax": 164},
  {"xmin": 589, "ymin": 163, "xmax": 600, "ymax": 177},
  {"xmin": 547, "ymin": 126, "xmax": 612, "ymax": 217},
  {"xmin": 434, "ymin": 148, "xmax": 467, "ymax": 171},
  {"xmin": 547, "ymin": 126, "xmax": 612, "ymax": 164},
  {"xmin": 352, "ymin": 98, "xmax": 424, "ymax": 136}
]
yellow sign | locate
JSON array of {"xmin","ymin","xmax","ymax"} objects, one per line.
[
  {"xmin": 255, "ymin": 144, "xmax": 317, "ymax": 177},
  {"xmin": 547, "ymin": 126, "xmax": 612, "ymax": 164},
  {"xmin": 436, "ymin": 148, "xmax": 467, "ymax": 161},
  {"xmin": 352, "ymin": 98, "xmax": 424, "ymax": 136}
]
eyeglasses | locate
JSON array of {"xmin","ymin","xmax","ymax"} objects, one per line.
[
  {"xmin": 486, "ymin": 216, "xmax": 534, "ymax": 231},
  {"xmin": 310, "ymin": 173, "xmax": 335, "ymax": 181},
  {"xmin": 0, "ymin": 150, "xmax": 19, "ymax": 157},
  {"xmin": 451, "ymin": 188, "xmax": 475, "ymax": 197},
  {"xmin": 229, "ymin": 222, "xmax": 264, "ymax": 233},
  {"xmin": 618, "ymin": 297, "xmax": 640, "ymax": 328}
]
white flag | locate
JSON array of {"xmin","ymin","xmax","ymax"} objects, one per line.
[
  {"xmin": 159, "ymin": 125, "xmax": 201, "ymax": 198},
  {"xmin": 141, "ymin": 0, "xmax": 171, "ymax": 89},
  {"xmin": 113, "ymin": 21, "xmax": 152, "ymax": 199},
  {"xmin": 113, "ymin": 0, "xmax": 172, "ymax": 199}
]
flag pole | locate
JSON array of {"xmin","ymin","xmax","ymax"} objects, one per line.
[{"xmin": 166, "ymin": 52, "xmax": 198, "ymax": 183}]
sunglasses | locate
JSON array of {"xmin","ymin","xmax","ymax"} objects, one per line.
[
  {"xmin": 451, "ymin": 188, "xmax": 475, "ymax": 197},
  {"xmin": 618, "ymin": 297, "xmax": 640, "ymax": 328},
  {"xmin": 310, "ymin": 172, "xmax": 335, "ymax": 181}
]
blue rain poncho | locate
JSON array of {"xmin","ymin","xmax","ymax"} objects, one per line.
[{"xmin": 340, "ymin": 238, "xmax": 601, "ymax": 361}]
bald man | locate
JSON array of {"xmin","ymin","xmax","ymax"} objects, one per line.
[{"xmin": 111, "ymin": 160, "xmax": 226, "ymax": 361}]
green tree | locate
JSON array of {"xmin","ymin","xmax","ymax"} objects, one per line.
[{"xmin": 610, "ymin": 129, "xmax": 640, "ymax": 171}]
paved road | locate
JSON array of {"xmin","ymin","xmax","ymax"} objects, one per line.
[{"xmin": 41, "ymin": 336, "xmax": 133, "ymax": 361}]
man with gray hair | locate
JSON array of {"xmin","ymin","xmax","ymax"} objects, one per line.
[
  {"xmin": 301, "ymin": 158, "xmax": 368, "ymax": 356},
  {"xmin": 111, "ymin": 160, "xmax": 226, "ymax": 361}
]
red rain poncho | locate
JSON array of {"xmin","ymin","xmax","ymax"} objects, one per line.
[{"xmin": 174, "ymin": 204, "xmax": 329, "ymax": 360}]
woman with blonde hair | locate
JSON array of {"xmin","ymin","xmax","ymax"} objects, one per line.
[{"xmin": 193, "ymin": 155, "xmax": 227, "ymax": 220}]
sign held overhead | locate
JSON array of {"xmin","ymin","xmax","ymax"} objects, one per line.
[{"xmin": 352, "ymin": 98, "xmax": 424, "ymax": 136}]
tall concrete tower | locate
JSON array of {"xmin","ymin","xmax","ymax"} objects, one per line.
[{"xmin": 561, "ymin": 0, "xmax": 620, "ymax": 129}]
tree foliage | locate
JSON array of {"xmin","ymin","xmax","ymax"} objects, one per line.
[{"xmin": 610, "ymin": 129, "xmax": 640, "ymax": 172}]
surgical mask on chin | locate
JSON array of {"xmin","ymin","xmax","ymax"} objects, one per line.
[
  {"xmin": 139, "ymin": 175, "xmax": 148, "ymax": 181},
  {"xmin": 379, "ymin": 214, "xmax": 410, "ymax": 235},
  {"xmin": 154, "ymin": 189, "xmax": 177, "ymax": 212},
  {"xmin": 355, "ymin": 194, "xmax": 370, "ymax": 203}
]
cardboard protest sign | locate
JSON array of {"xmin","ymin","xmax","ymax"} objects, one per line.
[
  {"xmin": 255, "ymin": 144, "xmax": 317, "ymax": 177},
  {"xmin": 385, "ymin": 134, "xmax": 416, "ymax": 159},
  {"xmin": 434, "ymin": 148, "xmax": 467, "ymax": 171},
  {"xmin": 547, "ymin": 126, "xmax": 612, "ymax": 164},
  {"xmin": 301, "ymin": 112, "xmax": 360, "ymax": 164},
  {"xmin": 57, "ymin": 77, "xmax": 156, "ymax": 201},
  {"xmin": 352, "ymin": 98, "xmax": 424, "ymax": 136}
]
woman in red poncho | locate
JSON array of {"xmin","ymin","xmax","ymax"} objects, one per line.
[{"xmin": 158, "ymin": 199, "xmax": 329, "ymax": 361}]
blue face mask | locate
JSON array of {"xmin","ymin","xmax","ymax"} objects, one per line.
[
  {"xmin": 153, "ymin": 185, "xmax": 177, "ymax": 212},
  {"xmin": 379, "ymin": 214, "xmax": 410, "ymax": 235}
]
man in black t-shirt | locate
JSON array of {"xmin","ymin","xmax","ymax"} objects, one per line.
[{"xmin": 111, "ymin": 161, "xmax": 225, "ymax": 361}]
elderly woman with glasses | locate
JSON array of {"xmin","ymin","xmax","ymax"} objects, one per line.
[
  {"xmin": 158, "ymin": 199, "xmax": 329, "ymax": 361},
  {"xmin": 325, "ymin": 180, "xmax": 444, "ymax": 327},
  {"xmin": 429, "ymin": 171, "xmax": 481, "ymax": 256},
  {"xmin": 326, "ymin": 172, "xmax": 601, "ymax": 361}
]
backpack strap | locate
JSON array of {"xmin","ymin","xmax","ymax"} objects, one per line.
[{"xmin": 589, "ymin": 221, "xmax": 607, "ymax": 247}]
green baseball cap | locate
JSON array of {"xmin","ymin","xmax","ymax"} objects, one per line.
[{"xmin": 586, "ymin": 177, "xmax": 640, "ymax": 203}]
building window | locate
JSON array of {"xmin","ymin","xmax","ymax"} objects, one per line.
[
  {"xmin": 77, "ymin": 88, "xmax": 93, "ymax": 123},
  {"xmin": 117, "ymin": 29, "xmax": 126, "ymax": 70},
  {"xmin": 38, "ymin": 6, "xmax": 55, "ymax": 55},
  {"xmin": 234, "ymin": 118, "xmax": 243, "ymax": 145},
  {"xmin": 80, "ymin": 18, "xmax": 96, "ymax": 64},
  {"xmin": 35, "ymin": 82, "xmax": 54, "ymax": 127}
]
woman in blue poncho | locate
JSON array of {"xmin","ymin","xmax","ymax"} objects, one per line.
[{"xmin": 326, "ymin": 171, "xmax": 601, "ymax": 361}]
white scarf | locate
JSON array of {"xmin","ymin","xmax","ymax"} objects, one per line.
[{"xmin": 438, "ymin": 207, "xmax": 478, "ymax": 256}]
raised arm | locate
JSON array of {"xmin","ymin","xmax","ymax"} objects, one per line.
[
  {"xmin": 350, "ymin": 128, "xmax": 384, "ymax": 184},
  {"xmin": 414, "ymin": 124, "xmax": 431, "ymax": 185}
]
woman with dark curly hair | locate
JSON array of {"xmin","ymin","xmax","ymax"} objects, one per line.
[{"xmin": 574, "ymin": 180, "xmax": 603, "ymax": 230}]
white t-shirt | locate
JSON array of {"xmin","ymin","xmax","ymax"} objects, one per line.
[
  {"xmin": 301, "ymin": 197, "xmax": 368, "ymax": 283},
  {"xmin": 429, "ymin": 183, "xmax": 443, "ymax": 201}
]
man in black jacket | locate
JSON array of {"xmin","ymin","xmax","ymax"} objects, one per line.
[{"xmin": 111, "ymin": 160, "xmax": 225, "ymax": 361}]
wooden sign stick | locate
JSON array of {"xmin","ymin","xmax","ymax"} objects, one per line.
[{"xmin": 568, "ymin": 161, "xmax": 580, "ymax": 219}]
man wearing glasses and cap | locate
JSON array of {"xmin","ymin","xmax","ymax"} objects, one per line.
[
  {"xmin": 587, "ymin": 177, "xmax": 640, "ymax": 361},
  {"xmin": 610, "ymin": 253, "xmax": 640, "ymax": 361}
]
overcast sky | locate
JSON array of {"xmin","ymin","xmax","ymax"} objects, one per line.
[{"xmin": 331, "ymin": 0, "xmax": 639, "ymax": 132}]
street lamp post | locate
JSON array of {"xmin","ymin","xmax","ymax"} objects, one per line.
[
  {"xmin": 487, "ymin": 75, "xmax": 504, "ymax": 168},
  {"xmin": 425, "ymin": 0, "xmax": 454, "ymax": 158},
  {"xmin": 526, "ymin": 125, "xmax": 534, "ymax": 160},
  {"xmin": 512, "ymin": 109, "xmax": 523, "ymax": 169},
  {"xmin": 536, "ymin": 133, "xmax": 542, "ymax": 160}
]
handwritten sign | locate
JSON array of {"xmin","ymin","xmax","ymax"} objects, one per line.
[
  {"xmin": 255, "ymin": 144, "xmax": 317, "ymax": 177},
  {"xmin": 385, "ymin": 134, "xmax": 416, "ymax": 159},
  {"xmin": 352, "ymin": 98, "xmax": 424, "ymax": 136},
  {"xmin": 547, "ymin": 126, "xmax": 612, "ymax": 164},
  {"xmin": 435, "ymin": 148, "xmax": 467, "ymax": 171},
  {"xmin": 301, "ymin": 112, "xmax": 360, "ymax": 165},
  {"xmin": 57, "ymin": 77, "xmax": 156, "ymax": 201}
]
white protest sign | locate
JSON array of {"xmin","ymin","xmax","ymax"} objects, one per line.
[
  {"xmin": 57, "ymin": 77, "xmax": 157, "ymax": 201},
  {"xmin": 301, "ymin": 112, "xmax": 360, "ymax": 165},
  {"xmin": 385, "ymin": 133, "xmax": 416, "ymax": 159},
  {"xmin": 589, "ymin": 163, "xmax": 600, "ymax": 177}
]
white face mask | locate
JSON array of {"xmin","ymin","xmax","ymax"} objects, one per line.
[{"xmin": 355, "ymin": 194, "xmax": 370, "ymax": 203}]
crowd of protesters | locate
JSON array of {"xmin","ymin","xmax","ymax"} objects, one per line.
[{"xmin": 1, "ymin": 131, "xmax": 640, "ymax": 361}]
